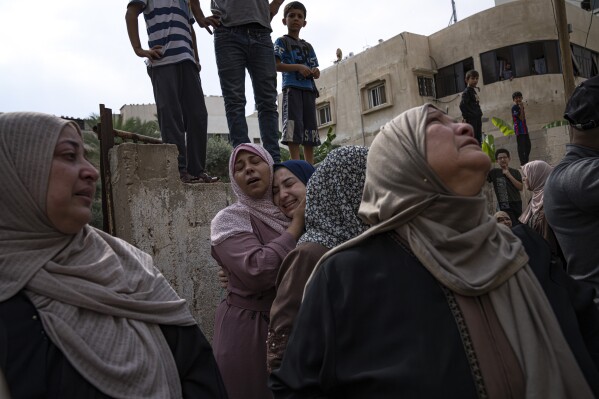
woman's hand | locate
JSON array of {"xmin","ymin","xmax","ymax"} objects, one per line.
[
  {"xmin": 286, "ymin": 198, "xmax": 305, "ymax": 241},
  {"xmin": 217, "ymin": 268, "xmax": 229, "ymax": 289}
]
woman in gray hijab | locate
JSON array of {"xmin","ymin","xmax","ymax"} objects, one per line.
[
  {"xmin": 0, "ymin": 113, "xmax": 227, "ymax": 398},
  {"xmin": 270, "ymin": 105, "xmax": 599, "ymax": 398}
]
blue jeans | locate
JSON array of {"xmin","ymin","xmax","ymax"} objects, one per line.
[{"xmin": 214, "ymin": 24, "xmax": 281, "ymax": 162}]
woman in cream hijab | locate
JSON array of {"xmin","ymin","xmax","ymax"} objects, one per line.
[
  {"xmin": 0, "ymin": 113, "xmax": 227, "ymax": 398},
  {"xmin": 270, "ymin": 105, "xmax": 599, "ymax": 398}
]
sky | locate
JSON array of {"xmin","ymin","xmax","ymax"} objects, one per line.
[{"xmin": 0, "ymin": 0, "xmax": 495, "ymax": 119}]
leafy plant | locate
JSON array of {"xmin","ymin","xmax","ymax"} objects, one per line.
[
  {"xmin": 542, "ymin": 120, "xmax": 570, "ymax": 129},
  {"xmin": 491, "ymin": 117, "xmax": 515, "ymax": 136},
  {"xmin": 278, "ymin": 126, "xmax": 339, "ymax": 164},
  {"xmin": 206, "ymin": 136, "xmax": 233, "ymax": 182},
  {"xmin": 314, "ymin": 127, "xmax": 339, "ymax": 164},
  {"xmin": 482, "ymin": 133, "xmax": 496, "ymax": 162}
]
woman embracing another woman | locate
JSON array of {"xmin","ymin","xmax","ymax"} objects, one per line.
[{"xmin": 210, "ymin": 144, "xmax": 312, "ymax": 399}]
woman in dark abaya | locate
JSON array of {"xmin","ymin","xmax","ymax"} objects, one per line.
[
  {"xmin": 0, "ymin": 112, "xmax": 227, "ymax": 398},
  {"xmin": 270, "ymin": 105, "xmax": 599, "ymax": 398}
]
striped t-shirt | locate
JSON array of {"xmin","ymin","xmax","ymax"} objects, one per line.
[{"xmin": 131, "ymin": 0, "xmax": 196, "ymax": 67}]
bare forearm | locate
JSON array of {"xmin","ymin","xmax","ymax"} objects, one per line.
[
  {"xmin": 125, "ymin": 6, "xmax": 143, "ymax": 55},
  {"xmin": 276, "ymin": 63, "xmax": 306, "ymax": 73},
  {"xmin": 508, "ymin": 174, "xmax": 523, "ymax": 191},
  {"xmin": 190, "ymin": 0, "xmax": 206, "ymax": 23},
  {"xmin": 269, "ymin": 0, "xmax": 285, "ymax": 20}
]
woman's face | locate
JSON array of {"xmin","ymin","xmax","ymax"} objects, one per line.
[
  {"xmin": 495, "ymin": 212, "xmax": 513, "ymax": 228},
  {"xmin": 425, "ymin": 108, "xmax": 491, "ymax": 196},
  {"xmin": 233, "ymin": 150, "xmax": 271, "ymax": 199},
  {"xmin": 272, "ymin": 167, "xmax": 306, "ymax": 218},
  {"xmin": 46, "ymin": 125, "xmax": 99, "ymax": 234}
]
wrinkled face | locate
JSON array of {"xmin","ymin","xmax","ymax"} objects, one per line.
[
  {"xmin": 233, "ymin": 150, "xmax": 271, "ymax": 199},
  {"xmin": 466, "ymin": 75, "xmax": 479, "ymax": 88},
  {"xmin": 46, "ymin": 125, "xmax": 99, "ymax": 234},
  {"xmin": 425, "ymin": 108, "xmax": 491, "ymax": 196},
  {"xmin": 283, "ymin": 8, "xmax": 306, "ymax": 32},
  {"xmin": 496, "ymin": 152, "xmax": 510, "ymax": 168},
  {"xmin": 272, "ymin": 167, "xmax": 306, "ymax": 218}
]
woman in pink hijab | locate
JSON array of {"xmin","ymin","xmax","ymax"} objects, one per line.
[
  {"xmin": 520, "ymin": 160, "xmax": 564, "ymax": 264},
  {"xmin": 210, "ymin": 144, "xmax": 305, "ymax": 399}
]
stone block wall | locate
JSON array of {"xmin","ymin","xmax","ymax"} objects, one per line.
[{"xmin": 110, "ymin": 143, "xmax": 234, "ymax": 342}]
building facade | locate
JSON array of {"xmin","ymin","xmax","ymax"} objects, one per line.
[{"xmin": 311, "ymin": 0, "xmax": 599, "ymax": 146}]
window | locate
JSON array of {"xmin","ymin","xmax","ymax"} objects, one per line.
[
  {"xmin": 434, "ymin": 57, "xmax": 474, "ymax": 98},
  {"xmin": 572, "ymin": 44, "xmax": 599, "ymax": 78},
  {"xmin": 480, "ymin": 41, "xmax": 561, "ymax": 84},
  {"xmin": 317, "ymin": 103, "xmax": 332, "ymax": 126},
  {"xmin": 368, "ymin": 84, "xmax": 387, "ymax": 108},
  {"xmin": 417, "ymin": 76, "xmax": 435, "ymax": 97},
  {"xmin": 360, "ymin": 75, "xmax": 392, "ymax": 114}
]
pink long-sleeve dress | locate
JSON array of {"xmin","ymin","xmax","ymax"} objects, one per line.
[{"xmin": 211, "ymin": 214, "xmax": 296, "ymax": 399}]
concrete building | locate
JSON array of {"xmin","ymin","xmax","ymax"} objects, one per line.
[
  {"xmin": 310, "ymin": 0, "xmax": 599, "ymax": 146},
  {"xmin": 120, "ymin": 95, "xmax": 263, "ymax": 144}
]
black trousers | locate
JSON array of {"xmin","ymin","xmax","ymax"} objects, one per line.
[
  {"xmin": 516, "ymin": 134, "xmax": 531, "ymax": 165},
  {"xmin": 466, "ymin": 118, "xmax": 482, "ymax": 145},
  {"xmin": 148, "ymin": 61, "xmax": 208, "ymax": 176}
]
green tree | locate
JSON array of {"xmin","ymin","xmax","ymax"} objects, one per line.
[{"xmin": 206, "ymin": 136, "xmax": 233, "ymax": 182}]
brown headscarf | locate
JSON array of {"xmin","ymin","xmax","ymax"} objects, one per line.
[
  {"xmin": 0, "ymin": 112, "xmax": 197, "ymax": 398},
  {"xmin": 311, "ymin": 105, "xmax": 593, "ymax": 398}
]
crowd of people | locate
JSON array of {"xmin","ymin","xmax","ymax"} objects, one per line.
[{"xmin": 1, "ymin": 0, "xmax": 599, "ymax": 396}]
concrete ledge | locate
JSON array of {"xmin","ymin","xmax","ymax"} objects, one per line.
[{"xmin": 110, "ymin": 143, "xmax": 234, "ymax": 342}]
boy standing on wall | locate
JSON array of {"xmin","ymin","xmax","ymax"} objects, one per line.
[
  {"xmin": 274, "ymin": 1, "xmax": 321, "ymax": 164},
  {"xmin": 512, "ymin": 91, "xmax": 531, "ymax": 165},
  {"xmin": 460, "ymin": 70, "xmax": 483, "ymax": 145},
  {"xmin": 125, "ymin": 0, "xmax": 219, "ymax": 183}
]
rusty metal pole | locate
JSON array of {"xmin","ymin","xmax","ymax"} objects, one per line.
[
  {"xmin": 99, "ymin": 104, "xmax": 116, "ymax": 235},
  {"xmin": 553, "ymin": 0, "xmax": 577, "ymax": 141}
]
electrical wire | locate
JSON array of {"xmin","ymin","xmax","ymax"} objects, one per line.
[{"xmin": 583, "ymin": 9, "xmax": 594, "ymax": 48}]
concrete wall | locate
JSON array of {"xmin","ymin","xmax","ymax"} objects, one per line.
[{"xmin": 110, "ymin": 143, "xmax": 233, "ymax": 342}]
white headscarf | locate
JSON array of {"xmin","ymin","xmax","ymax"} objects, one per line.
[{"xmin": 0, "ymin": 112, "xmax": 197, "ymax": 398}]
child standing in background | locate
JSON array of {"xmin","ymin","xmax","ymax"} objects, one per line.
[
  {"xmin": 459, "ymin": 70, "xmax": 483, "ymax": 145},
  {"xmin": 274, "ymin": 1, "xmax": 321, "ymax": 165},
  {"xmin": 512, "ymin": 91, "xmax": 531, "ymax": 165}
]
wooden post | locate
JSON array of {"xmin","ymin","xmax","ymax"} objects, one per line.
[
  {"xmin": 99, "ymin": 104, "xmax": 116, "ymax": 235},
  {"xmin": 553, "ymin": 0, "xmax": 576, "ymax": 141}
]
